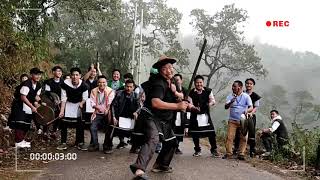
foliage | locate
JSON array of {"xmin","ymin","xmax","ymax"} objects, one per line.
[
  {"xmin": 50, "ymin": 0, "xmax": 189, "ymax": 78},
  {"xmin": 189, "ymin": 4, "xmax": 267, "ymax": 94}
]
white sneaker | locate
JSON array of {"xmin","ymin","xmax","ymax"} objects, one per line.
[
  {"xmin": 261, "ymin": 152, "xmax": 271, "ymax": 157},
  {"xmin": 16, "ymin": 140, "xmax": 31, "ymax": 148}
]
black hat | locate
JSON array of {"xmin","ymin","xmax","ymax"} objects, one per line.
[
  {"xmin": 152, "ymin": 55, "xmax": 177, "ymax": 70},
  {"xmin": 30, "ymin": 67, "xmax": 44, "ymax": 74}
]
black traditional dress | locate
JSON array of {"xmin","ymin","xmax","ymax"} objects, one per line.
[
  {"xmin": 172, "ymin": 87, "xmax": 187, "ymax": 142},
  {"xmin": 188, "ymin": 87, "xmax": 215, "ymax": 138},
  {"xmin": 83, "ymin": 79, "xmax": 97, "ymax": 126}
]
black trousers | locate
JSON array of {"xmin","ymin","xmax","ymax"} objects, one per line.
[
  {"xmin": 60, "ymin": 118, "xmax": 84, "ymax": 144},
  {"xmin": 234, "ymin": 115, "xmax": 256, "ymax": 154},
  {"xmin": 130, "ymin": 117, "xmax": 177, "ymax": 173},
  {"xmin": 261, "ymin": 133, "xmax": 288, "ymax": 152},
  {"xmin": 192, "ymin": 132, "xmax": 217, "ymax": 153}
]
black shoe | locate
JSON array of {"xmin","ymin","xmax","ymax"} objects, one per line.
[
  {"xmin": 117, "ymin": 142, "xmax": 127, "ymax": 149},
  {"xmin": 238, "ymin": 154, "xmax": 246, "ymax": 161},
  {"xmin": 249, "ymin": 152, "xmax": 255, "ymax": 158},
  {"xmin": 211, "ymin": 149, "xmax": 221, "ymax": 158},
  {"xmin": 175, "ymin": 148, "xmax": 183, "ymax": 155},
  {"xmin": 222, "ymin": 154, "xmax": 232, "ymax": 159},
  {"xmin": 77, "ymin": 143, "xmax": 88, "ymax": 151},
  {"xmin": 56, "ymin": 143, "xmax": 67, "ymax": 150},
  {"xmin": 132, "ymin": 174, "xmax": 149, "ymax": 180},
  {"xmin": 151, "ymin": 166, "xmax": 173, "ymax": 173},
  {"xmin": 192, "ymin": 151, "xmax": 201, "ymax": 157},
  {"xmin": 88, "ymin": 144, "xmax": 99, "ymax": 152},
  {"xmin": 104, "ymin": 147, "xmax": 113, "ymax": 154}
]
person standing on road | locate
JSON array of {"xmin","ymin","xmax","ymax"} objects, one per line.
[
  {"xmin": 57, "ymin": 67, "xmax": 88, "ymax": 151},
  {"xmin": 224, "ymin": 80, "xmax": 253, "ymax": 160},
  {"xmin": 129, "ymin": 55, "xmax": 188, "ymax": 180},
  {"xmin": 187, "ymin": 75, "xmax": 220, "ymax": 157}
]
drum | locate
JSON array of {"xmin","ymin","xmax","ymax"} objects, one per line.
[
  {"xmin": 40, "ymin": 92, "xmax": 60, "ymax": 111},
  {"xmin": 240, "ymin": 114, "xmax": 248, "ymax": 136},
  {"xmin": 34, "ymin": 105, "xmax": 55, "ymax": 126},
  {"xmin": 240, "ymin": 114, "xmax": 255, "ymax": 136}
]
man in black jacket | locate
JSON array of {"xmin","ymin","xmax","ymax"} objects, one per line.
[
  {"xmin": 260, "ymin": 110, "xmax": 288, "ymax": 157},
  {"xmin": 104, "ymin": 79, "xmax": 140, "ymax": 152},
  {"xmin": 129, "ymin": 55, "xmax": 188, "ymax": 180},
  {"xmin": 43, "ymin": 65, "xmax": 63, "ymax": 138}
]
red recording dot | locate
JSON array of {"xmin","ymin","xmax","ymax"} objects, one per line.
[{"xmin": 266, "ymin": 21, "xmax": 271, "ymax": 27}]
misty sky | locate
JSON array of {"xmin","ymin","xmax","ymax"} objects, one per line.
[{"xmin": 167, "ymin": 0, "xmax": 320, "ymax": 56}]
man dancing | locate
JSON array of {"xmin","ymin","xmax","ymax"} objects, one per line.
[{"xmin": 129, "ymin": 56, "xmax": 188, "ymax": 180}]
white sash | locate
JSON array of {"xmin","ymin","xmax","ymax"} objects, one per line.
[
  {"xmin": 175, "ymin": 112, "xmax": 181, "ymax": 126},
  {"xmin": 187, "ymin": 112, "xmax": 191, "ymax": 119},
  {"xmin": 197, "ymin": 114, "xmax": 209, "ymax": 127},
  {"xmin": 85, "ymin": 98, "xmax": 95, "ymax": 113},
  {"xmin": 65, "ymin": 102, "xmax": 80, "ymax": 118},
  {"xmin": 119, "ymin": 117, "xmax": 135, "ymax": 129}
]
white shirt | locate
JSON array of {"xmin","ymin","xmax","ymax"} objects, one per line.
[
  {"xmin": 20, "ymin": 84, "xmax": 41, "ymax": 114},
  {"xmin": 269, "ymin": 115, "xmax": 282, "ymax": 132}
]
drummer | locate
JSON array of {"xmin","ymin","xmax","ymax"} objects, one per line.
[
  {"xmin": 223, "ymin": 80, "xmax": 253, "ymax": 160},
  {"xmin": 104, "ymin": 79, "xmax": 140, "ymax": 153},
  {"xmin": 13, "ymin": 68, "xmax": 43, "ymax": 148},
  {"xmin": 57, "ymin": 67, "xmax": 89, "ymax": 151},
  {"xmin": 43, "ymin": 65, "xmax": 64, "ymax": 139}
]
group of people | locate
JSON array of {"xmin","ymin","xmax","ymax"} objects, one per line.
[{"xmin": 8, "ymin": 56, "xmax": 291, "ymax": 180}]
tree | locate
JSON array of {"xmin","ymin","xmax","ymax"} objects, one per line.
[
  {"xmin": 50, "ymin": 0, "xmax": 189, "ymax": 78},
  {"xmin": 189, "ymin": 4, "xmax": 267, "ymax": 94},
  {"xmin": 259, "ymin": 85, "xmax": 289, "ymax": 116},
  {"xmin": 291, "ymin": 90, "xmax": 314, "ymax": 123},
  {"xmin": 313, "ymin": 105, "xmax": 320, "ymax": 121}
]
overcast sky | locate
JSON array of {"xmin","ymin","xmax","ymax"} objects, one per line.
[{"xmin": 166, "ymin": 0, "xmax": 320, "ymax": 56}]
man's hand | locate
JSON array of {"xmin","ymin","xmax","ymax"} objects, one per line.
[
  {"xmin": 113, "ymin": 117, "xmax": 118, "ymax": 125},
  {"xmin": 34, "ymin": 102, "xmax": 40, "ymax": 108},
  {"xmin": 262, "ymin": 128, "xmax": 270, "ymax": 133},
  {"xmin": 31, "ymin": 106, "xmax": 37, "ymax": 113},
  {"xmin": 90, "ymin": 63, "xmax": 95, "ymax": 71},
  {"xmin": 133, "ymin": 112, "xmax": 138, "ymax": 120},
  {"xmin": 58, "ymin": 110, "xmax": 64, "ymax": 118},
  {"xmin": 177, "ymin": 101, "xmax": 188, "ymax": 111},
  {"xmin": 35, "ymin": 95, "xmax": 41, "ymax": 102},
  {"xmin": 97, "ymin": 62, "xmax": 100, "ymax": 69},
  {"xmin": 246, "ymin": 112, "xmax": 253, "ymax": 119},
  {"xmin": 79, "ymin": 102, "xmax": 84, "ymax": 109},
  {"xmin": 191, "ymin": 106, "xmax": 201, "ymax": 113}
]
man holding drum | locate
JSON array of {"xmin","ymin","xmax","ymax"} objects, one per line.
[
  {"xmin": 14, "ymin": 68, "xmax": 43, "ymax": 148},
  {"xmin": 43, "ymin": 65, "xmax": 64, "ymax": 139}
]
